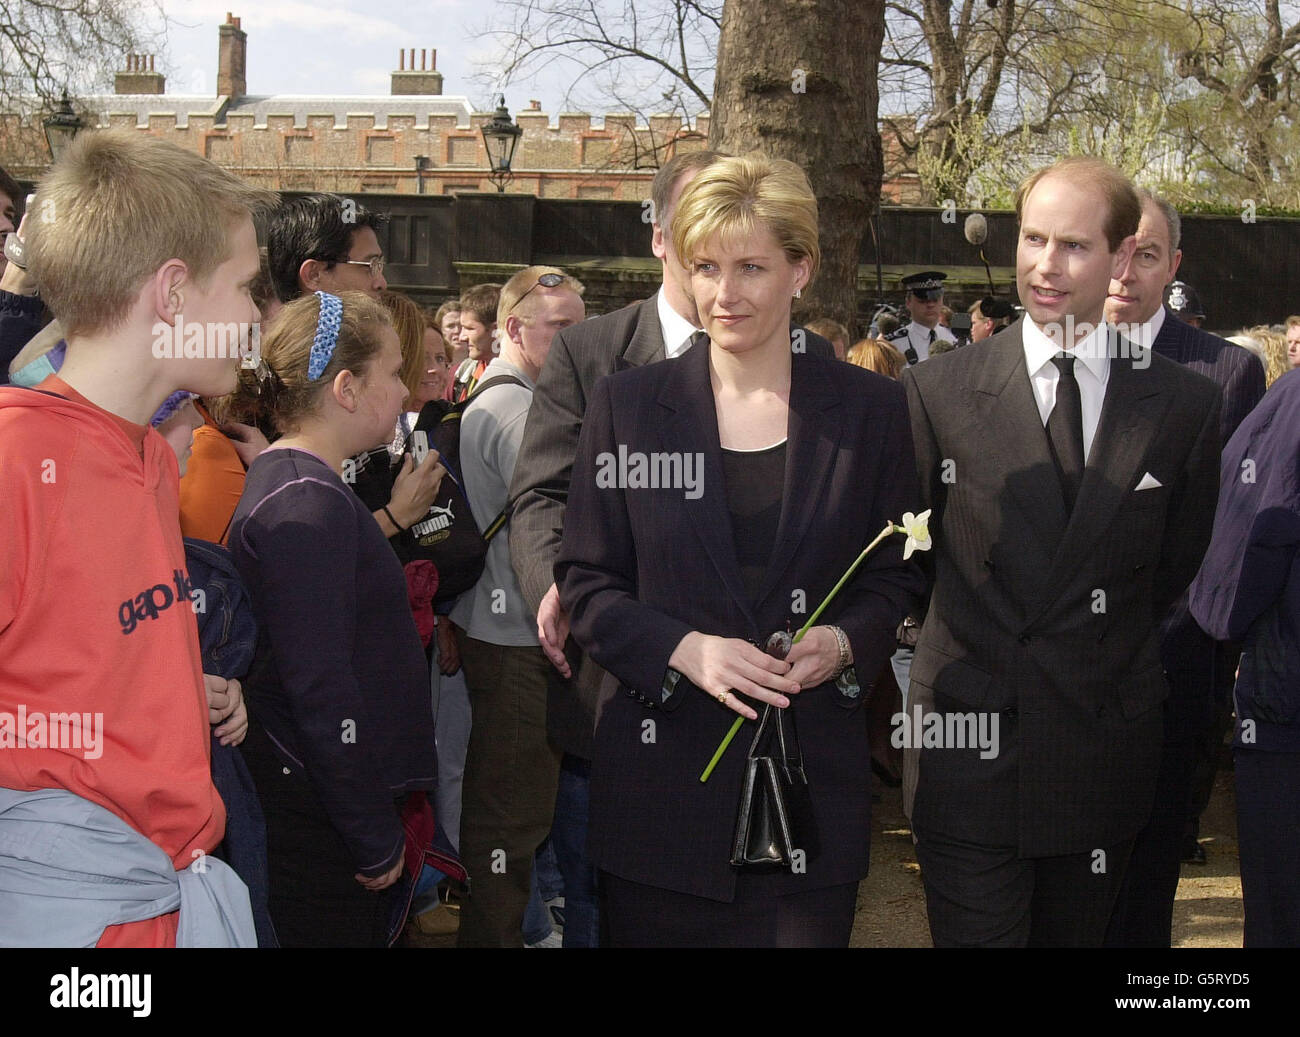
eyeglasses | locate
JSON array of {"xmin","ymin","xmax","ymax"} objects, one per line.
[
  {"xmin": 510, "ymin": 272, "xmax": 565, "ymax": 314},
  {"xmin": 338, "ymin": 255, "xmax": 386, "ymax": 278}
]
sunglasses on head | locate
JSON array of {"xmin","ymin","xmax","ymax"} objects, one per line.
[{"xmin": 511, "ymin": 272, "xmax": 565, "ymax": 314}]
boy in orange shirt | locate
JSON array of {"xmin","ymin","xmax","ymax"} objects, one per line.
[{"xmin": 0, "ymin": 131, "xmax": 272, "ymax": 946}]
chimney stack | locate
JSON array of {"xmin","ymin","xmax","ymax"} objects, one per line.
[
  {"xmin": 115, "ymin": 52, "xmax": 166, "ymax": 94},
  {"xmin": 391, "ymin": 45, "xmax": 443, "ymax": 95},
  {"xmin": 217, "ymin": 12, "xmax": 247, "ymax": 100}
]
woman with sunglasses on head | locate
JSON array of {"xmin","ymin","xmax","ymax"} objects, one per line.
[{"xmin": 229, "ymin": 291, "xmax": 450, "ymax": 946}]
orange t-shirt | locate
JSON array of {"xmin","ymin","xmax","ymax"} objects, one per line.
[
  {"xmin": 0, "ymin": 377, "xmax": 224, "ymax": 947},
  {"xmin": 179, "ymin": 410, "xmax": 247, "ymax": 544}
]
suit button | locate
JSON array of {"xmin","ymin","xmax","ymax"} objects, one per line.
[
  {"xmin": 983, "ymin": 559, "xmax": 994, "ymax": 571},
  {"xmin": 1133, "ymin": 564, "xmax": 1146, "ymax": 574},
  {"xmin": 1096, "ymin": 705, "xmax": 1107, "ymax": 718}
]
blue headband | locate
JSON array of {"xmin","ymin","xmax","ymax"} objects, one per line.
[{"xmin": 308, "ymin": 291, "xmax": 343, "ymax": 381}]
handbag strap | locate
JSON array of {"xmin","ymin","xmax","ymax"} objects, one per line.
[
  {"xmin": 745, "ymin": 703, "xmax": 775, "ymax": 758},
  {"xmin": 772, "ymin": 704, "xmax": 807, "ymax": 781}
]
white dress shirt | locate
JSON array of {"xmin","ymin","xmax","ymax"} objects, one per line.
[
  {"xmin": 892, "ymin": 320, "xmax": 956, "ymax": 364},
  {"xmin": 1023, "ymin": 318, "xmax": 1111, "ymax": 463},
  {"xmin": 657, "ymin": 287, "xmax": 700, "ymax": 359},
  {"xmin": 1122, "ymin": 304, "xmax": 1166, "ymax": 353}
]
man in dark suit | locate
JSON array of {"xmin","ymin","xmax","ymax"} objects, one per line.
[
  {"xmin": 1103, "ymin": 190, "xmax": 1266, "ymax": 947},
  {"xmin": 901, "ymin": 157, "xmax": 1222, "ymax": 946}
]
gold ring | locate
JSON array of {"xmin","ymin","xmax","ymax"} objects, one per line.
[{"xmin": 716, "ymin": 691, "xmax": 728, "ymax": 704}]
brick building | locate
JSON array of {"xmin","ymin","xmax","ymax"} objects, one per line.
[{"xmin": 0, "ymin": 12, "xmax": 920, "ymax": 202}]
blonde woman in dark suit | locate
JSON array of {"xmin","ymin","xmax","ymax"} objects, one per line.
[{"xmin": 556, "ymin": 154, "xmax": 925, "ymax": 947}]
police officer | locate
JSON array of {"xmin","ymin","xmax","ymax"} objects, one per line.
[
  {"xmin": 887, "ymin": 271, "xmax": 956, "ymax": 364},
  {"xmin": 1164, "ymin": 279, "xmax": 1206, "ymax": 329}
]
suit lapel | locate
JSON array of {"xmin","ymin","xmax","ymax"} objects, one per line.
[
  {"xmin": 752, "ymin": 353, "xmax": 842, "ymax": 609},
  {"xmin": 658, "ymin": 341, "xmax": 758, "ymax": 630},
  {"xmin": 970, "ymin": 325, "xmax": 1069, "ymax": 566},
  {"xmin": 1031, "ymin": 341, "xmax": 1168, "ymax": 618},
  {"xmin": 615, "ymin": 295, "xmax": 666, "ymax": 371}
]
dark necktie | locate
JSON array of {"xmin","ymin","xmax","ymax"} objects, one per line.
[
  {"xmin": 1046, "ymin": 353, "xmax": 1085, "ymax": 512},
  {"xmin": 904, "ymin": 327, "xmax": 929, "ymax": 366}
]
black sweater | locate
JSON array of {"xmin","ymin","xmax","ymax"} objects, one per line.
[{"xmin": 230, "ymin": 447, "xmax": 437, "ymax": 877}]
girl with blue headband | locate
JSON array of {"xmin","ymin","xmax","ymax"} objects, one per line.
[{"xmin": 227, "ymin": 290, "xmax": 462, "ymax": 946}]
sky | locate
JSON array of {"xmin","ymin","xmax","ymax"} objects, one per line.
[{"xmin": 155, "ymin": 0, "xmax": 584, "ymax": 118}]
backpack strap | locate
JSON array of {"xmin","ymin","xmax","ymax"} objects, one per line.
[{"xmin": 459, "ymin": 374, "xmax": 529, "ymax": 540}]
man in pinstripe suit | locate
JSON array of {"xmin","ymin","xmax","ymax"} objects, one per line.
[
  {"xmin": 901, "ymin": 158, "xmax": 1222, "ymax": 946},
  {"xmin": 1103, "ymin": 192, "xmax": 1265, "ymax": 947}
]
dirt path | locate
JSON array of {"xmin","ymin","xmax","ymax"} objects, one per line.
[
  {"xmin": 407, "ymin": 765, "xmax": 1244, "ymax": 948},
  {"xmin": 852, "ymin": 767, "xmax": 1244, "ymax": 947}
]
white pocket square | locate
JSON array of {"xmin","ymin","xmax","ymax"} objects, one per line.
[{"xmin": 1135, "ymin": 472, "xmax": 1163, "ymax": 491}]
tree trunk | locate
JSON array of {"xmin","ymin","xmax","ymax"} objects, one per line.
[{"xmin": 709, "ymin": 0, "xmax": 885, "ymax": 336}]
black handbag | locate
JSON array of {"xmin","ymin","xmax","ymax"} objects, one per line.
[{"xmin": 729, "ymin": 703, "xmax": 820, "ymax": 869}]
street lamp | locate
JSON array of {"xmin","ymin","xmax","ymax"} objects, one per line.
[
  {"xmin": 481, "ymin": 95, "xmax": 522, "ymax": 193},
  {"xmin": 414, "ymin": 155, "xmax": 429, "ymax": 195},
  {"xmin": 43, "ymin": 90, "xmax": 84, "ymax": 164}
]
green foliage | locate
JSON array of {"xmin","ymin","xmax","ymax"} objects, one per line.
[{"xmin": 885, "ymin": 0, "xmax": 1300, "ymax": 210}]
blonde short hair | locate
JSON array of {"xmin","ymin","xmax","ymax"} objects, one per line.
[
  {"xmin": 671, "ymin": 152, "xmax": 821, "ymax": 286},
  {"xmin": 1248, "ymin": 324, "xmax": 1289, "ymax": 388},
  {"xmin": 26, "ymin": 130, "xmax": 275, "ymax": 338},
  {"xmin": 380, "ymin": 290, "xmax": 428, "ymax": 399},
  {"xmin": 498, "ymin": 265, "xmax": 586, "ymax": 326},
  {"xmin": 847, "ymin": 338, "xmax": 905, "ymax": 380}
]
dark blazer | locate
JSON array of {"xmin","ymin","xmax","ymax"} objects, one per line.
[
  {"xmin": 1153, "ymin": 308, "xmax": 1265, "ymax": 448},
  {"xmin": 1191, "ymin": 367, "xmax": 1300, "ymax": 754},
  {"xmin": 508, "ymin": 295, "xmax": 835, "ymax": 758},
  {"xmin": 509, "ymin": 296, "xmax": 664, "ymax": 757},
  {"xmin": 901, "ymin": 319, "xmax": 1222, "ymax": 856},
  {"xmin": 555, "ymin": 338, "xmax": 925, "ymax": 902},
  {"xmin": 1151, "ymin": 310, "xmax": 1266, "ymax": 704}
]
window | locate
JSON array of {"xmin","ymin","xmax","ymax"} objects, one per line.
[
  {"xmin": 367, "ymin": 137, "xmax": 395, "ymax": 165},
  {"xmin": 448, "ymin": 137, "xmax": 478, "ymax": 166}
]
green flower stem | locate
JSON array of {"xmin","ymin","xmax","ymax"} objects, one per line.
[
  {"xmin": 794, "ymin": 522, "xmax": 897, "ymax": 642},
  {"xmin": 699, "ymin": 521, "xmax": 900, "ymax": 783}
]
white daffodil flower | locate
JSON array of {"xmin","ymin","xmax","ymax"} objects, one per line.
[{"xmin": 899, "ymin": 510, "xmax": 933, "ymax": 559}]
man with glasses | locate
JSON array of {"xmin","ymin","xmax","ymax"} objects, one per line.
[
  {"xmin": 266, "ymin": 193, "xmax": 388, "ymax": 303},
  {"xmin": 265, "ymin": 193, "xmax": 439, "ymax": 541},
  {"xmin": 887, "ymin": 270, "xmax": 956, "ymax": 365}
]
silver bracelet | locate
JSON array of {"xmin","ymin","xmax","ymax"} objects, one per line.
[{"xmin": 828, "ymin": 625, "xmax": 852, "ymax": 675}]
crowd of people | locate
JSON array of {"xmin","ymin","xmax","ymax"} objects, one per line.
[{"xmin": 0, "ymin": 130, "xmax": 1297, "ymax": 949}]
